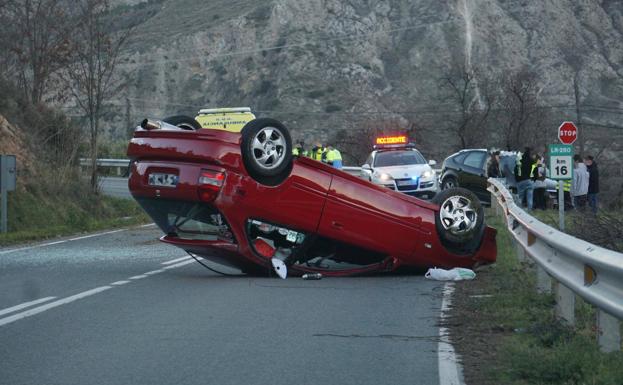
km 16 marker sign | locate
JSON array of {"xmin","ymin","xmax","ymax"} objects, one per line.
[{"xmin": 549, "ymin": 144, "xmax": 574, "ymax": 180}]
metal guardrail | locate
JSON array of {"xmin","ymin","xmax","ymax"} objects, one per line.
[
  {"xmin": 80, "ymin": 158, "xmax": 129, "ymax": 176},
  {"xmin": 488, "ymin": 178, "xmax": 622, "ymax": 352},
  {"xmin": 341, "ymin": 166, "xmax": 362, "ymax": 177},
  {"xmin": 81, "ymin": 159, "xmax": 363, "ymax": 178}
]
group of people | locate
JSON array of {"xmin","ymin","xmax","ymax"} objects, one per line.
[
  {"xmin": 292, "ymin": 141, "xmax": 343, "ymax": 169},
  {"xmin": 487, "ymin": 148, "xmax": 600, "ymax": 213}
]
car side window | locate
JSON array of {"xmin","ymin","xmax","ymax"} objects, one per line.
[
  {"xmin": 453, "ymin": 153, "xmax": 467, "ymax": 164},
  {"xmin": 463, "ymin": 152, "xmax": 486, "ymax": 169}
]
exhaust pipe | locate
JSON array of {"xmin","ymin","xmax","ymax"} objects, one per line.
[{"xmin": 140, "ymin": 119, "xmax": 182, "ymax": 131}]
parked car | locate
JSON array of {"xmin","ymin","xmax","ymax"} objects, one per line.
[
  {"xmin": 439, "ymin": 149, "xmax": 492, "ymax": 204},
  {"xmin": 439, "ymin": 149, "xmax": 557, "ymax": 206},
  {"xmin": 127, "ymin": 115, "xmax": 497, "ymax": 277},
  {"xmin": 360, "ymin": 137, "xmax": 438, "ymax": 200}
]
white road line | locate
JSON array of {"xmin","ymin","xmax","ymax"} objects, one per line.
[
  {"xmin": 68, "ymin": 229, "xmax": 124, "ymax": 242},
  {"xmin": 438, "ymin": 283, "xmax": 464, "ymax": 385},
  {"xmin": 0, "ymin": 226, "xmax": 153, "ymax": 256},
  {"xmin": 163, "ymin": 259, "xmax": 196, "ymax": 270},
  {"xmin": 161, "ymin": 255, "xmax": 192, "ymax": 265},
  {"xmin": 110, "ymin": 281, "xmax": 131, "ymax": 286},
  {"xmin": 144, "ymin": 269, "xmax": 165, "ymax": 275},
  {"xmin": 0, "ymin": 287, "xmax": 112, "ymax": 327},
  {"xmin": 129, "ymin": 275, "xmax": 148, "ymax": 280},
  {"xmin": 0, "ymin": 297, "xmax": 57, "ymax": 317}
]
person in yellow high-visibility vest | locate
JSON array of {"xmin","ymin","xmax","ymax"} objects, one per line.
[
  {"xmin": 292, "ymin": 141, "xmax": 309, "ymax": 157},
  {"xmin": 310, "ymin": 142, "xmax": 326, "ymax": 162},
  {"xmin": 555, "ymin": 178, "xmax": 573, "ymax": 210},
  {"xmin": 325, "ymin": 145, "xmax": 343, "ymax": 169}
]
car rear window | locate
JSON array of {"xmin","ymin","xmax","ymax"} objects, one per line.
[{"xmin": 374, "ymin": 150, "xmax": 426, "ymax": 167}]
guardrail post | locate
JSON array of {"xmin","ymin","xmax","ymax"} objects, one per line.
[
  {"xmin": 536, "ymin": 266, "xmax": 552, "ymax": 294},
  {"xmin": 597, "ymin": 310, "xmax": 621, "ymax": 352},
  {"xmin": 554, "ymin": 281, "xmax": 575, "ymax": 325},
  {"xmin": 514, "ymin": 240, "xmax": 527, "ymax": 262}
]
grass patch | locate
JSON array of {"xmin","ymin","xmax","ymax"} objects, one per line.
[
  {"xmin": 0, "ymin": 180, "xmax": 148, "ymax": 247},
  {"xmin": 451, "ymin": 209, "xmax": 623, "ymax": 384}
]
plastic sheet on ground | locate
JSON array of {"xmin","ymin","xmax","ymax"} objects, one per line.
[{"xmin": 425, "ymin": 267, "xmax": 476, "ymax": 281}]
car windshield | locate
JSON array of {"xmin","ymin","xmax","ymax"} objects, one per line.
[{"xmin": 374, "ymin": 150, "xmax": 426, "ymax": 167}]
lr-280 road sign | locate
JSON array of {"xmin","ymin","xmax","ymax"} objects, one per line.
[{"xmin": 548, "ymin": 144, "xmax": 574, "ymax": 180}]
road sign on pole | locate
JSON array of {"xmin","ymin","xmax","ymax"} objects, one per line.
[
  {"xmin": 549, "ymin": 144, "xmax": 574, "ymax": 180},
  {"xmin": 558, "ymin": 121, "xmax": 578, "ymax": 145},
  {"xmin": 1, "ymin": 155, "xmax": 16, "ymax": 233},
  {"xmin": 549, "ymin": 144, "xmax": 573, "ymax": 232}
]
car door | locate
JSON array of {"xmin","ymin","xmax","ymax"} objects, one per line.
[
  {"xmin": 459, "ymin": 151, "xmax": 488, "ymax": 201},
  {"xmin": 316, "ymin": 174, "xmax": 427, "ymax": 257},
  {"xmin": 231, "ymin": 159, "xmax": 332, "ymax": 235}
]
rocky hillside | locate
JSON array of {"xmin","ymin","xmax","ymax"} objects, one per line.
[
  {"xmin": 105, "ymin": 0, "xmax": 623, "ymax": 163},
  {"xmin": 0, "ymin": 115, "xmax": 34, "ymax": 179}
]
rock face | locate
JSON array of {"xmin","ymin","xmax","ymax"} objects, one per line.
[
  {"xmin": 111, "ymin": 0, "xmax": 623, "ymax": 162},
  {"xmin": 0, "ymin": 115, "xmax": 34, "ymax": 182}
]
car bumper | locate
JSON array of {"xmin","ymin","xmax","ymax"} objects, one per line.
[{"xmin": 372, "ymin": 179, "xmax": 438, "ymax": 199}]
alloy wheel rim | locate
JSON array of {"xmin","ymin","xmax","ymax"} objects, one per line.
[
  {"xmin": 251, "ymin": 126, "xmax": 286, "ymax": 170},
  {"xmin": 439, "ymin": 195, "xmax": 478, "ymax": 235}
]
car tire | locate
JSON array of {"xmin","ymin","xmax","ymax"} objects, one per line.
[
  {"xmin": 441, "ymin": 175, "xmax": 458, "ymax": 190},
  {"xmin": 240, "ymin": 118, "xmax": 293, "ymax": 185},
  {"xmin": 432, "ymin": 187, "xmax": 485, "ymax": 255},
  {"xmin": 163, "ymin": 115, "xmax": 202, "ymax": 130}
]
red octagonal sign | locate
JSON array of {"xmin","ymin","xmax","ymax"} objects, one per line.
[{"xmin": 558, "ymin": 121, "xmax": 578, "ymax": 145}]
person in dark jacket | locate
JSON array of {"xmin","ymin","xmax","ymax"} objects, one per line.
[
  {"xmin": 532, "ymin": 154, "xmax": 547, "ymax": 210},
  {"xmin": 514, "ymin": 147, "xmax": 535, "ymax": 210},
  {"xmin": 584, "ymin": 155, "xmax": 599, "ymax": 213},
  {"xmin": 487, "ymin": 150, "xmax": 502, "ymax": 178}
]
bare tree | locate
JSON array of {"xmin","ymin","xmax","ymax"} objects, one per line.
[
  {"xmin": 495, "ymin": 68, "xmax": 541, "ymax": 151},
  {"xmin": 0, "ymin": 0, "xmax": 74, "ymax": 104},
  {"xmin": 562, "ymin": 41, "xmax": 587, "ymax": 155},
  {"xmin": 439, "ymin": 64, "xmax": 494, "ymax": 149},
  {"xmin": 63, "ymin": 0, "xmax": 132, "ymax": 191}
]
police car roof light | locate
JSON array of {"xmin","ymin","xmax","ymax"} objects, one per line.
[{"xmin": 375, "ymin": 135, "xmax": 408, "ymax": 145}]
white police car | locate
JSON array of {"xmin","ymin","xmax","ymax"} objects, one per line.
[{"xmin": 360, "ymin": 135, "xmax": 438, "ymax": 199}]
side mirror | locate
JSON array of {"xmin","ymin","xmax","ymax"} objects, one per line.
[
  {"xmin": 428, "ymin": 160, "xmax": 437, "ymax": 166},
  {"xmin": 361, "ymin": 164, "xmax": 372, "ymax": 171}
]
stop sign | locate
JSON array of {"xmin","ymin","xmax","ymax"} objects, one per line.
[{"xmin": 558, "ymin": 121, "xmax": 578, "ymax": 144}]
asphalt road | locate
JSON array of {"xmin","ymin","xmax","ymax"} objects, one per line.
[
  {"xmin": 99, "ymin": 176, "xmax": 131, "ymax": 199},
  {"xmin": 0, "ymin": 225, "xmax": 448, "ymax": 385}
]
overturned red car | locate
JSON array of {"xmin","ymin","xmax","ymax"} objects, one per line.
[{"xmin": 127, "ymin": 116, "xmax": 496, "ymax": 277}]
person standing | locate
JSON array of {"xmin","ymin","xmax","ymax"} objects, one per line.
[
  {"xmin": 310, "ymin": 142, "xmax": 326, "ymax": 162},
  {"xmin": 514, "ymin": 147, "xmax": 535, "ymax": 210},
  {"xmin": 292, "ymin": 141, "xmax": 308, "ymax": 157},
  {"xmin": 325, "ymin": 144, "xmax": 343, "ymax": 169},
  {"xmin": 487, "ymin": 150, "xmax": 502, "ymax": 178},
  {"xmin": 571, "ymin": 154, "xmax": 589, "ymax": 209},
  {"xmin": 584, "ymin": 155, "xmax": 599, "ymax": 214},
  {"xmin": 532, "ymin": 154, "xmax": 547, "ymax": 210}
]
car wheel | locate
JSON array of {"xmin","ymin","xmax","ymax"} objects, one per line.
[
  {"xmin": 441, "ymin": 176, "xmax": 457, "ymax": 190},
  {"xmin": 432, "ymin": 187, "xmax": 485, "ymax": 254},
  {"xmin": 163, "ymin": 115, "xmax": 202, "ymax": 130},
  {"xmin": 240, "ymin": 118, "xmax": 293, "ymax": 185}
]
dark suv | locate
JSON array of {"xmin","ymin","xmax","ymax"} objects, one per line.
[
  {"xmin": 439, "ymin": 149, "xmax": 491, "ymax": 204},
  {"xmin": 439, "ymin": 149, "xmax": 523, "ymax": 205}
]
